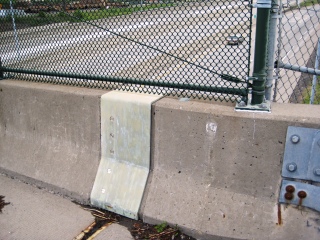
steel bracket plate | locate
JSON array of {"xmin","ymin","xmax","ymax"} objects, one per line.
[
  {"xmin": 90, "ymin": 91, "xmax": 162, "ymax": 219},
  {"xmin": 252, "ymin": 1, "xmax": 272, "ymax": 8},
  {"xmin": 235, "ymin": 99, "xmax": 271, "ymax": 112},
  {"xmin": 282, "ymin": 126, "xmax": 320, "ymax": 182},
  {"xmin": 279, "ymin": 180, "xmax": 320, "ymax": 212}
]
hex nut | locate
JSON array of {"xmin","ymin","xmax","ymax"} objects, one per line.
[
  {"xmin": 286, "ymin": 163, "xmax": 297, "ymax": 172},
  {"xmin": 291, "ymin": 135, "xmax": 300, "ymax": 144},
  {"xmin": 314, "ymin": 168, "xmax": 320, "ymax": 176},
  {"xmin": 260, "ymin": 103, "xmax": 268, "ymax": 109},
  {"xmin": 238, "ymin": 101, "xmax": 246, "ymax": 107}
]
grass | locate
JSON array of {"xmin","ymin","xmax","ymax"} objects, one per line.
[
  {"xmin": 303, "ymin": 79, "xmax": 320, "ymax": 104},
  {"xmin": 3, "ymin": 3, "xmax": 175, "ymax": 28},
  {"xmin": 286, "ymin": 0, "xmax": 320, "ymax": 9},
  {"xmin": 300, "ymin": 0, "xmax": 320, "ymax": 7},
  {"xmin": 154, "ymin": 221, "xmax": 168, "ymax": 233},
  {"xmin": 78, "ymin": 3, "xmax": 175, "ymax": 21}
]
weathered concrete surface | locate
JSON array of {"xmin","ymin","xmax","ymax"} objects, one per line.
[
  {"xmin": 0, "ymin": 80, "xmax": 107, "ymax": 203},
  {"xmin": 140, "ymin": 98, "xmax": 320, "ymax": 240},
  {"xmin": 1, "ymin": 80, "xmax": 320, "ymax": 239},
  {"xmin": 0, "ymin": 173, "xmax": 94, "ymax": 240},
  {"xmin": 95, "ymin": 224, "xmax": 134, "ymax": 240}
]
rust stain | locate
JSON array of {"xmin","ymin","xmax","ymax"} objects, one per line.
[{"xmin": 277, "ymin": 203, "xmax": 282, "ymax": 226}]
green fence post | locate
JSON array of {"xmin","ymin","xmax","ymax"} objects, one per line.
[
  {"xmin": 265, "ymin": 0, "xmax": 280, "ymax": 100},
  {"xmin": 252, "ymin": 0, "xmax": 272, "ymax": 105},
  {"xmin": 0, "ymin": 58, "xmax": 3, "ymax": 80}
]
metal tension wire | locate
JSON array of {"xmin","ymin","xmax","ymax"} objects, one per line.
[{"xmin": 59, "ymin": 8, "xmax": 248, "ymax": 85}]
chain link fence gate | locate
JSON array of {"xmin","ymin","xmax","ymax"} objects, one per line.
[
  {"xmin": 274, "ymin": 0, "xmax": 320, "ymax": 104},
  {"xmin": 0, "ymin": 0, "xmax": 253, "ymax": 102}
]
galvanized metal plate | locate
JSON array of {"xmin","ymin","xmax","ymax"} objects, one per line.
[
  {"xmin": 91, "ymin": 91, "xmax": 162, "ymax": 219},
  {"xmin": 282, "ymin": 126, "xmax": 320, "ymax": 182},
  {"xmin": 235, "ymin": 99, "xmax": 271, "ymax": 112},
  {"xmin": 279, "ymin": 180, "xmax": 320, "ymax": 212}
]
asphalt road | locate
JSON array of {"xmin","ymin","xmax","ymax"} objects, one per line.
[
  {"xmin": 275, "ymin": 4, "xmax": 320, "ymax": 103},
  {"xmin": 1, "ymin": 1, "xmax": 252, "ymax": 97}
]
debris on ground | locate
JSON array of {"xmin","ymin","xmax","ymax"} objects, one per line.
[
  {"xmin": 75, "ymin": 204, "xmax": 195, "ymax": 240},
  {"xmin": 74, "ymin": 207, "xmax": 120, "ymax": 240},
  {"xmin": 0, "ymin": 195, "xmax": 10, "ymax": 213},
  {"xmin": 130, "ymin": 221, "xmax": 195, "ymax": 240}
]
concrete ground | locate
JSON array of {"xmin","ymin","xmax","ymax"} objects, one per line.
[{"xmin": 0, "ymin": 174, "xmax": 133, "ymax": 240}]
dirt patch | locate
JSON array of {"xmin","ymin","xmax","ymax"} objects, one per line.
[
  {"xmin": 0, "ymin": 195, "xmax": 10, "ymax": 213},
  {"xmin": 130, "ymin": 221, "xmax": 195, "ymax": 240},
  {"xmin": 75, "ymin": 204, "xmax": 196, "ymax": 240}
]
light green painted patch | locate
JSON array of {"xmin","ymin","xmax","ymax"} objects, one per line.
[{"xmin": 90, "ymin": 91, "xmax": 162, "ymax": 219}]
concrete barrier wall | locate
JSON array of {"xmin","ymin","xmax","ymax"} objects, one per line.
[
  {"xmin": 1, "ymin": 80, "xmax": 320, "ymax": 239},
  {"xmin": 141, "ymin": 98, "xmax": 320, "ymax": 239},
  {"xmin": 0, "ymin": 80, "xmax": 108, "ymax": 203}
]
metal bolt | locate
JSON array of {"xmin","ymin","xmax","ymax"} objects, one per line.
[
  {"xmin": 291, "ymin": 135, "xmax": 300, "ymax": 144},
  {"xmin": 238, "ymin": 101, "xmax": 246, "ymax": 107},
  {"xmin": 314, "ymin": 168, "xmax": 320, "ymax": 176},
  {"xmin": 284, "ymin": 192, "xmax": 294, "ymax": 200},
  {"xmin": 297, "ymin": 191, "xmax": 307, "ymax": 199},
  {"xmin": 285, "ymin": 185, "xmax": 295, "ymax": 193},
  {"xmin": 260, "ymin": 103, "xmax": 268, "ymax": 109},
  {"xmin": 286, "ymin": 163, "xmax": 297, "ymax": 172}
]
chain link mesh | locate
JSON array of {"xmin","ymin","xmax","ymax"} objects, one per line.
[
  {"xmin": 275, "ymin": 0, "xmax": 320, "ymax": 104},
  {"xmin": 1, "ymin": 0, "xmax": 252, "ymax": 102}
]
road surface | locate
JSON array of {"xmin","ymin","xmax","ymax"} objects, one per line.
[
  {"xmin": 275, "ymin": 4, "xmax": 320, "ymax": 103},
  {"xmin": 1, "ymin": 1, "xmax": 252, "ymax": 100}
]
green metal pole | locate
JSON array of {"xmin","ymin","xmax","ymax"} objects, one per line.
[
  {"xmin": 252, "ymin": 0, "xmax": 271, "ymax": 105},
  {"xmin": 1, "ymin": 67, "xmax": 248, "ymax": 96}
]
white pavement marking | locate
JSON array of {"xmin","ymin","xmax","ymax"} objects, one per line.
[{"xmin": 3, "ymin": 2, "xmax": 243, "ymax": 63}]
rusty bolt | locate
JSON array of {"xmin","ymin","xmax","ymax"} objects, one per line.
[
  {"xmin": 284, "ymin": 192, "xmax": 294, "ymax": 200},
  {"xmin": 297, "ymin": 191, "xmax": 307, "ymax": 199},
  {"xmin": 285, "ymin": 185, "xmax": 295, "ymax": 193},
  {"xmin": 291, "ymin": 135, "xmax": 300, "ymax": 144}
]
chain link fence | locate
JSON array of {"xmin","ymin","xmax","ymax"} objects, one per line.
[
  {"xmin": 0, "ymin": 0, "xmax": 253, "ymax": 102},
  {"xmin": 275, "ymin": 0, "xmax": 320, "ymax": 104}
]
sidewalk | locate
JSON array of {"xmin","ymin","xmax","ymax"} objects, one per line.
[{"xmin": 0, "ymin": 174, "xmax": 133, "ymax": 240}]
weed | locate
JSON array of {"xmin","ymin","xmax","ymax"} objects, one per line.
[
  {"xmin": 303, "ymin": 78, "xmax": 320, "ymax": 104},
  {"xmin": 38, "ymin": 11, "xmax": 46, "ymax": 18},
  {"xmin": 73, "ymin": 9, "xmax": 84, "ymax": 19},
  {"xmin": 300, "ymin": 0, "xmax": 320, "ymax": 7},
  {"xmin": 155, "ymin": 221, "xmax": 168, "ymax": 233}
]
